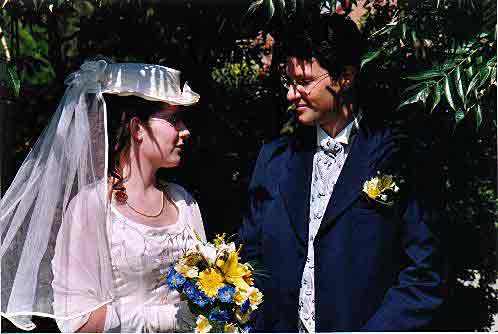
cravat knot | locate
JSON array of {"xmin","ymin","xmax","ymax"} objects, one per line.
[{"xmin": 319, "ymin": 138, "xmax": 344, "ymax": 158}]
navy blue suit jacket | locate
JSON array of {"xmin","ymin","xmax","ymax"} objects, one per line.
[{"xmin": 239, "ymin": 116, "xmax": 448, "ymax": 332}]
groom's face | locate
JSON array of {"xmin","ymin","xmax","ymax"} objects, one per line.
[{"xmin": 285, "ymin": 57, "xmax": 342, "ymax": 127}]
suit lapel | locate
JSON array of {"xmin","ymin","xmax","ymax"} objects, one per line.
[
  {"xmin": 279, "ymin": 126, "xmax": 315, "ymax": 247},
  {"xmin": 316, "ymin": 120, "xmax": 375, "ymax": 238}
]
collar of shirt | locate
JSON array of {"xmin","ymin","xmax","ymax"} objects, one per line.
[{"xmin": 316, "ymin": 111, "xmax": 363, "ymax": 149}]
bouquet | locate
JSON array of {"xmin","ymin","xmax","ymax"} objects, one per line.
[{"xmin": 164, "ymin": 234, "xmax": 263, "ymax": 333}]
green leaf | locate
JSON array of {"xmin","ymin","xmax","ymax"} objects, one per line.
[
  {"xmin": 444, "ymin": 75, "xmax": 456, "ymax": 110},
  {"xmin": 404, "ymin": 69, "xmax": 444, "ymax": 81},
  {"xmin": 7, "ymin": 65, "xmax": 20, "ymax": 97},
  {"xmin": 330, "ymin": 0, "xmax": 338, "ymax": 14},
  {"xmin": 430, "ymin": 82, "xmax": 441, "ymax": 113},
  {"xmin": 455, "ymin": 108, "xmax": 465, "ymax": 124},
  {"xmin": 398, "ymin": 82, "xmax": 432, "ymax": 110},
  {"xmin": 361, "ymin": 50, "xmax": 382, "ymax": 69},
  {"xmin": 455, "ymin": 66, "xmax": 466, "ymax": 107},
  {"xmin": 466, "ymin": 66, "xmax": 491, "ymax": 97},
  {"xmin": 474, "ymin": 103, "xmax": 482, "ymax": 130}
]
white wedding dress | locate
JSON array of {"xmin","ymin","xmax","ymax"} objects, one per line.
[{"xmin": 52, "ymin": 182, "xmax": 205, "ymax": 333}]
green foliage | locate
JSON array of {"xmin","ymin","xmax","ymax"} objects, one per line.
[
  {"xmin": 211, "ymin": 57, "xmax": 260, "ymax": 90},
  {"xmin": 361, "ymin": 0, "xmax": 496, "ymax": 130},
  {"xmin": 0, "ymin": 62, "xmax": 20, "ymax": 96}
]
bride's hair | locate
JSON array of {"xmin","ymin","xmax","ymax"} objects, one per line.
[{"xmin": 104, "ymin": 94, "xmax": 166, "ymax": 202}]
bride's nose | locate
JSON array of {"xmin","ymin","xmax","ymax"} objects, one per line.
[{"xmin": 177, "ymin": 121, "xmax": 191, "ymax": 140}]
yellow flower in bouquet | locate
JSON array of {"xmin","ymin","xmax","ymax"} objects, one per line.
[
  {"xmin": 224, "ymin": 323, "xmax": 237, "ymax": 333},
  {"xmin": 248, "ymin": 287, "xmax": 263, "ymax": 309},
  {"xmin": 219, "ymin": 252, "xmax": 251, "ymax": 292},
  {"xmin": 175, "ymin": 263, "xmax": 199, "ymax": 278},
  {"xmin": 195, "ymin": 315, "xmax": 212, "ymax": 333},
  {"xmin": 235, "ymin": 308, "xmax": 251, "ymax": 324},
  {"xmin": 197, "ymin": 268, "xmax": 225, "ymax": 298},
  {"xmin": 233, "ymin": 288, "xmax": 249, "ymax": 306}
]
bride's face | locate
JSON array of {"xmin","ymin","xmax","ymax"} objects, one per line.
[{"xmin": 136, "ymin": 104, "xmax": 190, "ymax": 169}]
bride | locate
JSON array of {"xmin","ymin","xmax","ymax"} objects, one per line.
[{"xmin": 0, "ymin": 59, "xmax": 206, "ymax": 332}]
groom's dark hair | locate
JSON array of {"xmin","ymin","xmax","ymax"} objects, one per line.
[{"xmin": 281, "ymin": 13, "xmax": 365, "ymax": 78}]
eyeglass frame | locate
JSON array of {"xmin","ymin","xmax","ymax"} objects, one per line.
[{"xmin": 280, "ymin": 71, "xmax": 330, "ymax": 95}]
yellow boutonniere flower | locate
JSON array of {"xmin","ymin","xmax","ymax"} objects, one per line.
[
  {"xmin": 362, "ymin": 173, "xmax": 400, "ymax": 206},
  {"xmin": 195, "ymin": 315, "xmax": 212, "ymax": 333}
]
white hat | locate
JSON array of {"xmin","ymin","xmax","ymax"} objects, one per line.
[{"xmin": 65, "ymin": 59, "xmax": 200, "ymax": 105}]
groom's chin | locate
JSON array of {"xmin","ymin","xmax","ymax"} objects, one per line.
[{"xmin": 297, "ymin": 114, "xmax": 317, "ymax": 126}]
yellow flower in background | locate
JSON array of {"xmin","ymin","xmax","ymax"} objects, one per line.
[
  {"xmin": 197, "ymin": 268, "xmax": 225, "ymax": 298},
  {"xmin": 224, "ymin": 323, "xmax": 237, "ymax": 333},
  {"xmin": 195, "ymin": 315, "xmax": 212, "ymax": 333},
  {"xmin": 220, "ymin": 252, "xmax": 251, "ymax": 292}
]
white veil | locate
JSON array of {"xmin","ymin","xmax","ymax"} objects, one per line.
[{"xmin": 0, "ymin": 59, "xmax": 202, "ymax": 331}]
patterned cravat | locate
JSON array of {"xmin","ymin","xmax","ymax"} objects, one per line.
[
  {"xmin": 320, "ymin": 137, "xmax": 344, "ymax": 159},
  {"xmin": 298, "ymin": 115, "xmax": 361, "ymax": 333}
]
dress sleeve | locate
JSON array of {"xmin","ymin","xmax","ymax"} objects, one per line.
[
  {"xmin": 168, "ymin": 183, "xmax": 206, "ymax": 243},
  {"xmin": 51, "ymin": 183, "xmax": 115, "ymax": 332}
]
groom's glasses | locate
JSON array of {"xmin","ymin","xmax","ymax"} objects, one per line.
[{"xmin": 281, "ymin": 72, "xmax": 330, "ymax": 95}]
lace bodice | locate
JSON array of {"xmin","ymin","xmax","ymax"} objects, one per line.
[
  {"xmin": 52, "ymin": 183, "xmax": 205, "ymax": 333},
  {"xmin": 109, "ymin": 200, "xmax": 199, "ymax": 332}
]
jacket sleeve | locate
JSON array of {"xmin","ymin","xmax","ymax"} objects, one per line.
[
  {"xmin": 361, "ymin": 128, "xmax": 449, "ymax": 331},
  {"xmin": 237, "ymin": 144, "xmax": 273, "ymax": 332},
  {"xmin": 238, "ymin": 144, "xmax": 270, "ymax": 268}
]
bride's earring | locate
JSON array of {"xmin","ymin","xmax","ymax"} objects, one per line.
[
  {"xmin": 113, "ymin": 174, "xmax": 128, "ymax": 204},
  {"xmin": 115, "ymin": 186, "xmax": 128, "ymax": 205}
]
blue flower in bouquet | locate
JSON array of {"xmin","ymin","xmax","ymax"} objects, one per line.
[
  {"xmin": 193, "ymin": 290, "xmax": 214, "ymax": 307},
  {"xmin": 208, "ymin": 308, "xmax": 232, "ymax": 322},
  {"xmin": 183, "ymin": 280, "xmax": 198, "ymax": 300},
  {"xmin": 241, "ymin": 324, "xmax": 251, "ymax": 333},
  {"xmin": 241, "ymin": 298, "xmax": 251, "ymax": 314},
  {"xmin": 166, "ymin": 268, "xmax": 186, "ymax": 289},
  {"xmin": 217, "ymin": 284, "xmax": 235, "ymax": 303}
]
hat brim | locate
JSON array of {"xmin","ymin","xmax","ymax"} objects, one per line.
[{"xmin": 111, "ymin": 91, "xmax": 200, "ymax": 106}]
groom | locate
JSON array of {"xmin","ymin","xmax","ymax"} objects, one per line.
[{"xmin": 239, "ymin": 14, "xmax": 448, "ymax": 332}]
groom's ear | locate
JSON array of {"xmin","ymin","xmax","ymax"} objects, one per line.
[{"xmin": 338, "ymin": 65, "xmax": 357, "ymax": 91}]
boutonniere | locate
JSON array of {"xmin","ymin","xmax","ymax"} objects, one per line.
[{"xmin": 362, "ymin": 172, "xmax": 402, "ymax": 206}]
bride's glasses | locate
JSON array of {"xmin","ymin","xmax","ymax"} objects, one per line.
[
  {"xmin": 149, "ymin": 110, "xmax": 186, "ymax": 126},
  {"xmin": 281, "ymin": 72, "xmax": 330, "ymax": 95}
]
